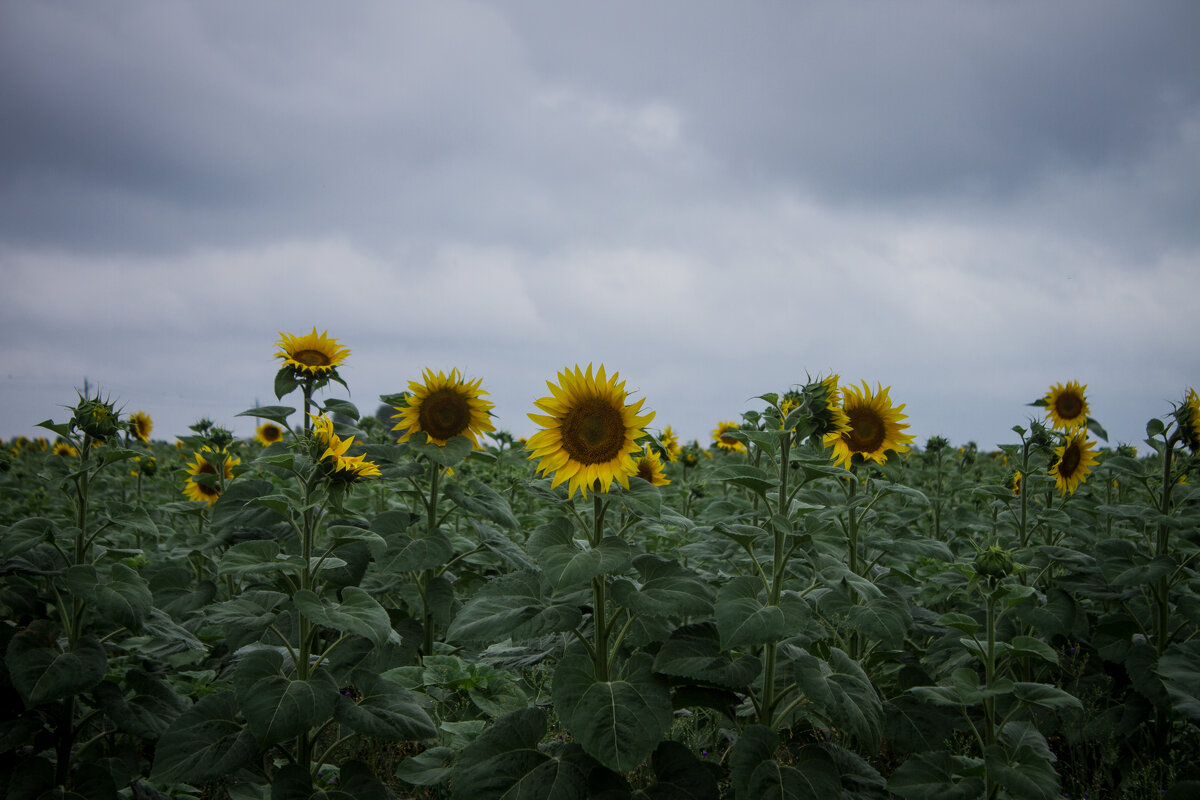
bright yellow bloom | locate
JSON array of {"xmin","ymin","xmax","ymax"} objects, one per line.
[
  {"xmin": 1011, "ymin": 470, "xmax": 1022, "ymax": 496},
  {"xmin": 275, "ymin": 327, "xmax": 350, "ymax": 377},
  {"xmin": 1180, "ymin": 388, "xmax": 1200, "ymax": 452},
  {"xmin": 53, "ymin": 441, "xmax": 78, "ymax": 457},
  {"xmin": 824, "ymin": 382, "xmax": 914, "ymax": 470},
  {"xmin": 255, "ymin": 423, "xmax": 285, "ymax": 446},
  {"xmin": 1044, "ymin": 381, "xmax": 1089, "ymax": 431},
  {"xmin": 712, "ymin": 421, "xmax": 746, "ymax": 453},
  {"xmin": 633, "ymin": 443, "xmax": 671, "ymax": 487},
  {"xmin": 659, "ymin": 425, "xmax": 682, "ymax": 462},
  {"xmin": 526, "ymin": 364, "xmax": 655, "ymax": 499},
  {"xmin": 183, "ymin": 447, "xmax": 240, "ymax": 505},
  {"xmin": 1050, "ymin": 432, "xmax": 1099, "ymax": 496},
  {"xmin": 807, "ymin": 374, "xmax": 852, "ymax": 439},
  {"xmin": 392, "ymin": 368, "xmax": 496, "ymax": 448},
  {"xmin": 129, "ymin": 411, "xmax": 153, "ymax": 443},
  {"xmin": 309, "ymin": 413, "xmax": 379, "ymax": 483}
]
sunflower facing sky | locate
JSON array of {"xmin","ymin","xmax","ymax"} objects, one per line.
[
  {"xmin": 712, "ymin": 421, "xmax": 746, "ymax": 453},
  {"xmin": 129, "ymin": 410, "xmax": 153, "ymax": 443},
  {"xmin": 633, "ymin": 443, "xmax": 671, "ymax": 487},
  {"xmin": 183, "ymin": 447, "xmax": 240, "ymax": 505},
  {"xmin": 526, "ymin": 364, "xmax": 655, "ymax": 499},
  {"xmin": 1050, "ymin": 431, "xmax": 1099, "ymax": 496},
  {"xmin": 255, "ymin": 422, "xmax": 285, "ymax": 446},
  {"xmin": 1043, "ymin": 380, "xmax": 1089, "ymax": 431},
  {"xmin": 392, "ymin": 368, "xmax": 496, "ymax": 447},
  {"xmin": 825, "ymin": 382, "xmax": 914, "ymax": 470},
  {"xmin": 275, "ymin": 327, "xmax": 351, "ymax": 377}
]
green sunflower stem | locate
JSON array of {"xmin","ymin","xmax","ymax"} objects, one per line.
[
  {"xmin": 422, "ymin": 461, "xmax": 441, "ymax": 659},
  {"xmin": 302, "ymin": 377, "xmax": 315, "ymax": 435},
  {"xmin": 592, "ymin": 492, "xmax": 610, "ymax": 682},
  {"xmin": 1155, "ymin": 431, "xmax": 1181, "ymax": 657},
  {"xmin": 758, "ymin": 425, "xmax": 792, "ymax": 728}
]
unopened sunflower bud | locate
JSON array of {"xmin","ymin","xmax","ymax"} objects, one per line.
[
  {"xmin": 974, "ymin": 545, "xmax": 1015, "ymax": 580},
  {"xmin": 73, "ymin": 395, "xmax": 121, "ymax": 440}
]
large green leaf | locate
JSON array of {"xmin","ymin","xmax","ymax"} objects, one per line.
[
  {"xmin": 447, "ymin": 570, "xmax": 582, "ymax": 644},
  {"xmin": 151, "ymin": 691, "xmax": 258, "ymax": 784},
  {"xmin": 94, "ymin": 563, "xmax": 153, "ymax": 632},
  {"xmin": 729, "ymin": 725, "xmax": 841, "ymax": 799},
  {"xmin": 785, "ymin": 648, "xmax": 882, "ymax": 751},
  {"xmin": 6, "ymin": 621, "xmax": 106, "ymax": 707},
  {"xmin": 93, "ymin": 669, "xmax": 188, "ymax": 740},
  {"xmin": 652, "ymin": 622, "xmax": 761, "ymax": 690},
  {"xmin": 551, "ymin": 648, "xmax": 673, "ymax": 773},
  {"xmin": 715, "ymin": 576, "xmax": 808, "ymax": 649},
  {"xmin": 641, "ymin": 740, "xmax": 721, "ymax": 800},
  {"xmin": 610, "ymin": 555, "xmax": 714, "ymax": 618},
  {"xmin": 233, "ymin": 649, "xmax": 339, "ymax": 747},
  {"xmin": 272, "ymin": 760, "xmax": 393, "ymax": 800},
  {"xmin": 380, "ymin": 529, "xmax": 455, "ymax": 573},
  {"xmin": 334, "ymin": 670, "xmax": 437, "ymax": 741},
  {"xmin": 450, "ymin": 707, "xmax": 589, "ymax": 800},
  {"xmin": 984, "ymin": 741, "xmax": 1061, "ymax": 800},
  {"xmin": 711, "ymin": 464, "xmax": 778, "ymax": 496},
  {"xmin": 218, "ymin": 539, "xmax": 303, "ymax": 578},
  {"xmin": 292, "ymin": 587, "xmax": 396, "ymax": 647},
  {"xmin": 528, "ymin": 517, "xmax": 631, "ymax": 589},
  {"xmin": 1158, "ymin": 642, "xmax": 1200, "ymax": 723},
  {"xmin": 444, "ymin": 480, "xmax": 520, "ymax": 530},
  {"xmin": 887, "ymin": 751, "xmax": 984, "ymax": 800}
]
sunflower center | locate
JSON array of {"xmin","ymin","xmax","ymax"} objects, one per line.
[
  {"xmin": 1054, "ymin": 392, "xmax": 1084, "ymax": 420},
  {"xmin": 561, "ymin": 398, "xmax": 626, "ymax": 465},
  {"xmin": 418, "ymin": 390, "xmax": 472, "ymax": 440},
  {"xmin": 1059, "ymin": 443, "xmax": 1081, "ymax": 478},
  {"xmin": 845, "ymin": 408, "xmax": 886, "ymax": 453},
  {"xmin": 636, "ymin": 460, "xmax": 655, "ymax": 482},
  {"xmin": 720, "ymin": 431, "xmax": 739, "ymax": 446},
  {"xmin": 293, "ymin": 349, "xmax": 332, "ymax": 367},
  {"xmin": 262, "ymin": 426, "xmax": 281, "ymax": 442}
]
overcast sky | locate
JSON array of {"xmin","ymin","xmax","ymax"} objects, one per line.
[{"xmin": 2, "ymin": 0, "xmax": 1197, "ymax": 453}]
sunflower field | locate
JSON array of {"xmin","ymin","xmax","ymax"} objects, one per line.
[{"xmin": 2, "ymin": 330, "xmax": 1199, "ymax": 800}]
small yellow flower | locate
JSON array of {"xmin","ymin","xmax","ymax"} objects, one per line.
[
  {"xmin": 275, "ymin": 327, "xmax": 350, "ymax": 377},
  {"xmin": 53, "ymin": 441, "xmax": 79, "ymax": 457},
  {"xmin": 129, "ymin": 411, "xmax": 153, "ymax": 443},
  {"xmin": 712, "ymin": 421, "xmax": 746, "ymax": 453},
  {"xmin": 659, "ymin": 426, "xmax": 682, "ymax": 462},
  {"xmin": 255, "ymin": 423, "xmax": 285, "ymax": 446},
  {"xmin": 183, "ymin": 448, "xmax": 240, "ymax": 505},
  {"xmin": 633, "ymin": 443, "xmax": 670, "ymax": 487}
]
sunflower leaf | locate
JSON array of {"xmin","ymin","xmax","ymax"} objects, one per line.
[
  {"xmin": 274, "ymin": 366, "xmax": 300, "ymax": 400},
  {"xmin": 528, "ymin": 517, "xmax": 631, "ymax": 588},
  {"xmin": 236, "ymin": 405, "xmax": 295, "ymax": 426}
]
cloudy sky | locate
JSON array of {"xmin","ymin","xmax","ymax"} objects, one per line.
[{"xmin": 2, "ymin": 0, "xmax": 1197, "ymax": 452}]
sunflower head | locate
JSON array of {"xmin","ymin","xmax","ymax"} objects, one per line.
[
  {"xmin": 659, "ymin": 425, "xmax": 682, "ymax": 462},
  {"xmin": 1043, "ymin": 381, "xmax": 1089, "ymax": 431},
  {"xmin": 801, "ymin": 374, "xmax": 852, "ymax": 441},
  {"xmin": 974, "ymin": 544, "xmax": 1016, "ymax": 581},
  {"xmin": 255, "ymin": 423, "xmax": 285, "ymax": 447},
  {"xmin": 53, "ymin": 441, "xmax": 79, "ymax": 458},
  {"xmin": 1176, "ymin": 388, "xmax": 1200, "ymax": 453},
  {"xmin": 392, "ymin": 368, "xmax": 496, "ymax": 448},
  {"xmin": 925, "ymin": 435, "xmax": 949, "ymax": 454},
  {"xmin": 712, "ymin": 421, "xmax": 746, "ymax": 453},
  {"xmin": 526, "ymin": 364, "xmax": 655, "ymax": 499},
  {"xmin": 127, "ymin": 410, "xmax": 153, "ymax": 443},
  {"xmin": 275, "ymin": 327, "xmax": 350, "ymax": 379},
  {"xmin": 183, "ymin": 447, "xmax": 240, "ymax": 505},
  {"xmin": 1010, "ymin": 470, "xmax": 1022, "ymax": 496},
  {"xmin": 1049, "ymin": 432, "xmax": 1099, "ymax": 496},
  {"xmin": 633, "ymin": 443, "xmax": 671, "ymax": 487},
  {"xmin": 73, "ymin": 394, "xmax": 121, "ymax": 441},
  {"xmin": 824, "ymin": 382, "xmax": 914, "ymax": 470}
]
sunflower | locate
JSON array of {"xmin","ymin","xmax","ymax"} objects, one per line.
[
  {"xmin": 659, "ymin": 425, "xmax": 682, "ymax": 462},
  {"xmin": 255, "ymin": 423, "xmax": 285, "ymax": 446},
  {"xmin": 633, "ymin": 443, "xmax": 671, "ymax": 487},
  {"xmin": 127, "ymin": 410, "xmax": 153, "ymax": 443},
  {"xmin": 53, "ymin": 441, "xmax": 78, "ymax": 457},
  {"xmin": 712, "ymin": 421, "xmax": 746, "ymax": 453},
  {"xmin": 392, "ymin": 368, "xmax": 496, "ymax": 447},
  {"xmin": 526, "ymin": 364, "xmax": 655, "ymax": 499},
  {"xmin": 1178, "ymin": 388, "xmax": 1200, "ymax": 453},
  {"xmin": 824, "ymin": 382, "xmax": 914, "ymax": 470},
  {"xmin": 183, "ymin": 447, "xmax": 240, "ymax": 505},
  {"xmin": 805, "ymin": 374, "xmax": 852, "ymax": 439},
  {"xmin": 1049, "ymin": 432, "xmax": 1098, "ymax": 496},
  {"xmin": 1011, "ymin": 470, "xmax": 1022, "ymax": 496},
  {"xmin": 1043, "ymin": 381, "xmax": 1089, "ymax": 431},
  {"xmin": 327, "ymin": 452, "xmax": 382, "ymax": 482},
  {"xmin": 275, "ymin": 327, "xmax": 350, "ymax": 377}
]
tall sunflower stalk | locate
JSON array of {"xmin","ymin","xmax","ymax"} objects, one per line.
[{"xmin": 275, "ymin": 328, "xmax": 351, "ymax": 436}]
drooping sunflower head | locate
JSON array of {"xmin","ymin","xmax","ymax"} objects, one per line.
[
  {"xmin": 1049, "ymin": 432, "xmax": 1099, "ymax": 496},
  {"xmin": 128, "ymin": 411, "xmax": 153, "ymax": 443},
  {"xmin": 275, "ymin": 327, "xmax": 350, "ymax": 377},
  {"xmin": 1010, "ymin": 470, "xmax": 1022, "ymax": 496},
  {"xmin": 659, "ymin": 425, "xmax": 682, "ymax": 462},
  {"xmin": 1043, "ymin": 380, "xmax": 1089, "ymax": 431},
  {"xmin": 712, "ymin": 421, "xmax": 746, "ymax": 453},
  {"xmin": 392, "ymin": 368, "xmax": 496, "ymax": 448},
  {"xmin": 1176, "ymin": 388, "xmax": 1200, "ymax": 453},
  {"xmin": 183, "ymin": 447, "xmax": 240, "ymax": 505},
  {"xmin": 633, "ymin": 443, "xmax": 671, "ymax": 487},
  {"xmin": 526, "ymin": 364, "xmax": 655, "ymax": 499},
  {"xmin": 824, "ymin": 382, "xmax": 914, "ymax": 470},
  {"xmin": 802, "ymin": 374, "xmax": 851, "ymax": 440},
  {"xmin": 255, "ymin": 423, "xmax": 285, "ymax": 447}
]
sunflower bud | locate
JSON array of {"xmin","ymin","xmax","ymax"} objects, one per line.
[
  {"xmin": 208, "ymin": 426, "xmax": 235, "ymax": 449},
  {"xmin": 73, "ymin": 395, "xmax": 121, "ymax": 441},
  {"xmin": 1028, "ymin": 421, "xmax": 1053, "ymax": 449},
  {"xmin": 139, "ymin": 456, "xmax": 158, "ymax": 477},
  {"xmin": 1116, "ymin": 443, "xmax": 1138, "ymax": 458},
  {"xmin": 0, "ymin": 448, "xmax": 11, "ymax": 472},
  {"xmin": 925, "ymin": 436, "xmax": 949, "ymax": 454},
  {"xmin": 974, "ymin": 545, "xmax": 1015, "ymax": 580}
]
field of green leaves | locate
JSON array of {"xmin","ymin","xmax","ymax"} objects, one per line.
[{"xmin": 3, "ymin": 334, "xmax": 1199, "ymax": 799}]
